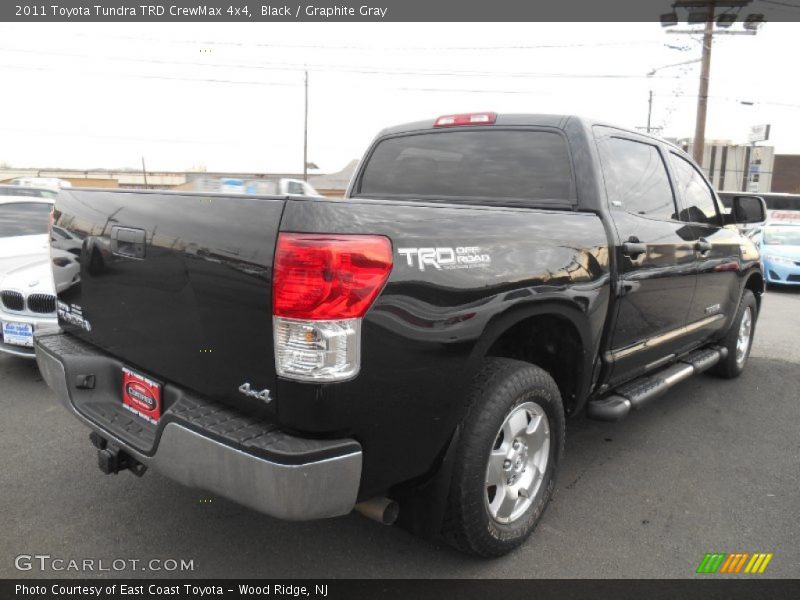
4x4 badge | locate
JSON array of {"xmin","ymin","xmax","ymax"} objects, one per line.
[{"xmin": 238, "ymin": 383, "xmax": 272, "ymax": 403}]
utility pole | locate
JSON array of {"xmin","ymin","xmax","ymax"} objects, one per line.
[
  {"xmin": 141, "ymin": 156, "xmax": 148, "ymax": 189},
  {"xmin": 647, "ymin": 90, "xmax": 653, "ymax": 133},
  {"xmin": 693, "ymin": 8, "xmax": 715, "ymax": 164},
  {"xmin": 661, "ymin": 1, "xmax": 762, "ymax": 166},
  {"xmin": 303, "ymin": 69, "xmax": 308, "ymax": 182}
]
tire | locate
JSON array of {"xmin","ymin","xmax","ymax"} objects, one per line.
[
  {"xmin": 88, "ymin": 247, "xmax": 105, "ymax": 276},
  {"xmin": 442, "ymin": 358, "xmax": 565, "ymax": 557},
  {"xmin": 710, "ymin": 290, "xmax": 758, "ymax": 379}
]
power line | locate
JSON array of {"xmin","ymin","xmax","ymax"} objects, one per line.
[
  {"xmin": 0, "ymin": 62, "xmax": 685, "ymax": 95},
  {"xmin": 0, "ymin": 63, "xmax": 301, "ymax": 87},
  {"xmin": 3, "ymin": 59, "xmax": 795, "ymax": 109},
  {"xmin": 67, "ymin": 32, "xmax": 667, "ymax": 52},
  {"xmin": 0, "ymin": 46, "xmax": 685, "ymax": 80}
]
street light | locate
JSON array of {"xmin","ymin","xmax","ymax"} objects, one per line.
[
  {"xmin": 644, "ymin": 58, "xmax": 701, "ymax": 132},
  {"xmin": 647, "ymin": 57, "xmax": 702, "ymax": 77},
  {"xmin": 716, "ymin": 13, "xmax": 737, "ymax": 27}
]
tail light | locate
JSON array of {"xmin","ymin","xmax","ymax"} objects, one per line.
[
  {"xmin": 273, "ymin": 233, "xmax": 392, "ymax": 382},
  {"xmin": 434, "ymin": 112, "xmax": 497, "ymax": 127}
]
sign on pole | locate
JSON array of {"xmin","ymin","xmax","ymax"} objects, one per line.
[{"xmin": 747, "ymin": 124, "xmax": 771, "ymax": 143}]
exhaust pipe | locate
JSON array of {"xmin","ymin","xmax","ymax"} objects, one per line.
[{"xmin": 355, "ymin": 497, "xmax": 399, "ymax": 525}]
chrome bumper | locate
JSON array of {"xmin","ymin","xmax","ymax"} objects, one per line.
[
  {"xmin": 0, "ymin": 314, "xmax": 58, "ymax": 358},
  {"xmin": 35, "ymin": 337, "xmax": 363, "ymax": 521},
  {"xmin": 0, "ymin": 341, "xmax": 36, "ymax": 358}
]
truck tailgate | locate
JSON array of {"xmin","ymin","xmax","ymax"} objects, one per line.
[{"xmin": 52, "ymin": 188, "xmax": 284, "ymax": 410}]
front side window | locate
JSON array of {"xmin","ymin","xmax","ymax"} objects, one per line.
[
  {"xmin": 0, "ymin": 202, "xmax": 52, "ymax": 237},
  {"xmin": 669, "ymin": 153, "xmax": 720, "ymax": 225},
  {"xmin": 597, "ymin": 136, "xmax": 677, "ymax": 221}
]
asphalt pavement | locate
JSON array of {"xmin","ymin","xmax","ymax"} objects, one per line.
[{"xmin": 1, "ymin": 288, "xmax": 798, "ymax": 579}]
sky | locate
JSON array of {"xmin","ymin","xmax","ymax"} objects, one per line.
[{"xmin": 0, "ymin": 21, "xmax": 798, "ymax": 174}]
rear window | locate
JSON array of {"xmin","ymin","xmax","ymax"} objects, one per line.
[
  {"xmin": 356, "ymin": 129, "xmax": 575, "ymax": 205},
  {"xmin": 0, "ymin": 202, "xmax": 52, "ymax": 237}
]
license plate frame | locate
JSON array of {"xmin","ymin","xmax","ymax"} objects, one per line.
[
  {"xmin": 1, "ymin": 321, "xmax": 33, "ymax": 347},
  {"xmin": 121, "ymin": 367, "xmax": 162, "ymax": 424}
]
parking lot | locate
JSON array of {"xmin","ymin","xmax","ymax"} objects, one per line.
[{"xmin": 1, "ymin": 288, "xmax": 798, "ymax": 579}]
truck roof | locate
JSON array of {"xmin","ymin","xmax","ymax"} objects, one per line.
[{"xmin": 377, "ymin": 113, "xmax": 681, "ymax": 153}]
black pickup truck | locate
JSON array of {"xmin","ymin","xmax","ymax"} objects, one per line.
[{"xmin": 36, "ymin": 113, "xmax": 766, "ymax": 557}]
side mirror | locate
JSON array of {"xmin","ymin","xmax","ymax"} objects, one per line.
[{"xmin": 731, "ymin": 195, "xmax": 767, "ymax": 225}]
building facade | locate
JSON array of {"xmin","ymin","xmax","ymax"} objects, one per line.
[{"xmin": 679, "ymin": 140, "xmax": 774, "ymax": 193}]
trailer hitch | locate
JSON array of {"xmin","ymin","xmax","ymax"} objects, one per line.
[{"xmin": 90, "ymin": 432, "xmax": 147, "ymax": 477}]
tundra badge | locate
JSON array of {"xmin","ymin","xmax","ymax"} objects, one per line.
[{"xmin": 238, "ymin": 383, "xmax": 272, "ymax": 403}]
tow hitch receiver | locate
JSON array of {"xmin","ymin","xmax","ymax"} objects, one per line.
[{"xmin": 90, "ymin": 433, "xmax": 147, "ymax": 477}]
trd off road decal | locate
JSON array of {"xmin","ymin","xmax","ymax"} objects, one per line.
[{"xmin": 398, "ymin": 246, "xmax": 491, "ymax": 271}]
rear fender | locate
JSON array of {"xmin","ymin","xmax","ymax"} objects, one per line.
[{"xmin": 465, "ymin": 299, "xmax": 595, "ymax": 414}]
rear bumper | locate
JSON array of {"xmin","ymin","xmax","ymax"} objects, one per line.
[{"xmin": 35, "ymin": 332, "xmax": 362, "ymax": 521}]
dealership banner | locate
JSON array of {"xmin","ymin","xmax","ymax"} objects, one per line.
[
  {"xmin": 2, "ymin": 0, "xmax": 799, "ymax": 22},
  {"xmin": 4, "ymin": 579, "xmax": 800, "ymax": 599}
]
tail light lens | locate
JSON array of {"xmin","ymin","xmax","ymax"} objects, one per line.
[
  {"xmin": 434, "ymin": 112, "xmax": 497, "ymax": 127},
  {"xmin": 273, "ymin": 233, "xmax": 392, "ymax": 382},
  {"xmin": 273, "ymin": 233, "xmax": 393, "ymax": 320}
]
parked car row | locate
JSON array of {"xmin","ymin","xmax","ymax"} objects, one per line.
[{"xmin": 0, "ymin": 186, "xmax": 80, "ymax": 357}]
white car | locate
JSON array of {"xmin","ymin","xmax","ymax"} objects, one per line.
[
  {"xmin": 8, "ymin": 177, "xmax": 72, "ymax": 190},
  {"xmin": 51, "ymin": 248, "xmax": 81, "ymax": 293},
  {"xmin": 0, "ymin": 193, "xmax": 67, "ymax": 358},
  {"xmin": 50, "ymin": 224, "xmax": 85, "ymax": 256}
]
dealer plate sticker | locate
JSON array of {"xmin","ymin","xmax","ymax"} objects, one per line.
[
  {"xmin": 121, "ymin": 367, "xmax": 162, "ymax": 424},
  {"xmin": 2, "ymin": 321, "xmax": 33, "ymax": 347}
]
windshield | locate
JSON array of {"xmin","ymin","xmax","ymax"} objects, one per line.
[
  {"xmin": 357, "ymin": 129, "xmax": 575, "ymax": 205},
  {"xmin": 763, "ymin": 225, "xmax": 800, "ymax": 246},
  {"xmin": 0, "ymin": 186, "xmax": 57, "ymax": 199},
  {"xmin": 0, "ymin": 202, "xmax": 52, "ymax": 237}
]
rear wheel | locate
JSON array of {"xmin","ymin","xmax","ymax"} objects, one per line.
[
  {"xmin": 442, "ymin": 358, "xmax": 564, "ymax": 557},
  {"xmin": 710, "ymin": 290, "xmax": 758, "ymax": 379}
]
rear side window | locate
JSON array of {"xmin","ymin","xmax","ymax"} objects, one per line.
[
  {"xmin": 0, "ymin": 202, "xmax": 51, "ymax": 237},
  {"xmin": 597, "ymin": 137, "xmax": 677, "ymax": 221},
  {"xmin": 669, "ymin": 153, "xmax": 720, "ymax": 225},
  {"xmin": 357, "ymin": 130, "xmax": 575, "ymax": 205}
]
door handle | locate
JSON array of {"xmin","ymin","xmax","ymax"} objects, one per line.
[
  {"xmin": 695, "ymin": 238, "xmax": 712, "ymax": 255},
  {"xmin": 622, "ymin": 241, "xmax": 648, "ymax": 259},
  {"xmin": 110, "ymin": 226, "xmax": 147, "ymax": 259}
]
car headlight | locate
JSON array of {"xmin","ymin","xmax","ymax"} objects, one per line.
[{"xmin": 763, "ymin": 254, "xmax": 796, "ymax": 266}]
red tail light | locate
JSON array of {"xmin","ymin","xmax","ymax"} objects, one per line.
[{"xmin": 273, "ymin": 233, "xmax": 393, "ymax": 320}]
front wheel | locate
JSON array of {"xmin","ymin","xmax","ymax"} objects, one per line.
[
  {"xmin": 710, "ymin": 290, "xmax": 758, "ymax": 379},
  {"xmin": 442, "ymin": 358, "xmax": 565, "ymax": 557}
]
